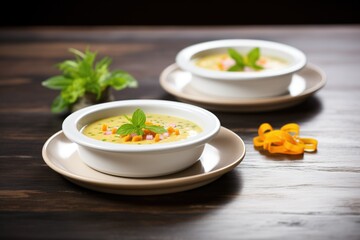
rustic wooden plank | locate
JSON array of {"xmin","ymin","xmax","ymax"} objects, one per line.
[{"xmin": 0, "ymin": 26, "xmax": 359, "ymax": 239}]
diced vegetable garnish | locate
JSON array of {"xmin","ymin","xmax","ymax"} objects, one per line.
[{"xmin": 98, "ymin": 109, "xmax": 182, "ymax": 143}]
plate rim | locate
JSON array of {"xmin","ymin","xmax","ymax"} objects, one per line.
[
  {"xmin": 160, "ymin": 63, "xmax": 326, "ymax": 106},
  {"xmin": 42, "ymin": 127, "xmax": 245, "ymax": 190}
]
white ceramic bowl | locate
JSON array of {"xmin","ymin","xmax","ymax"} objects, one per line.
[
  {"xmin": 62, "ymin": 100, "xmax": 221, "ymax": 178},
  {"xmin": 176, "ymin": 39, "xmax": 307, "ymax": 98}
]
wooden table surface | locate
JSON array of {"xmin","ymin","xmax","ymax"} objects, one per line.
[{"xmin": 1, "ymin": 26, "xmax": 359, "ymax": 239}]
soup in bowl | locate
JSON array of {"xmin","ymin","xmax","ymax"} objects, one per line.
[
  {"xmin": 195, "ymin": 52, "xmax": 287, "ymax": 72},
  {"xmin": 176, "ymin": 39, "xmax": 307, "ymax": 98},
  {"xmin": 82, "ymin": 111, "xmax": 203, "ymax": 145},
  {"xmin": 62, "ymin": 100, "xmax": 220, "ymax": 177}
]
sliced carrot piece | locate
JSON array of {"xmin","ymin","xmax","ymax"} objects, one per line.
[
  {"xmin": 154, "ymin": 134, "xmax": 160, "ymax": 142},
  {"xmin": 111, "ymin": 127, "xmax": 118, "ymax": 134},
  {"xmin": 122, "ymin": 134, "xmax": 131, "ymax": 142},
  {"xmin": 167, "ymin": 126, "xmax": 175, "ymax": 134},
  {"xmin": 253, "ymin": 123, "xmax": 317, "ymax": 155},
  {"xmin": 143, "ymin": 129, "xmax": 151, "ymax": 135},
  {"xmin": 101, "ymin": 124, "xmax": 108, "ymax": 132},
  {"xmin": 132, "ymin": 135, "xmax": 142, "ymax": 142}
]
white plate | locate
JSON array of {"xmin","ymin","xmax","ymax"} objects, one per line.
[
  {"xmin": 160, "ymin": 63, "xmax": 326, "ymax": 112},
  {"xmin": 42, "ymin": 127, "xmax": 245, "ymax": 195}
]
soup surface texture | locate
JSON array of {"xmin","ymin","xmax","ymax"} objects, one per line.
[
  {"xmin": 195, "ymin": 53, "xmax": 287, "ymax": 71},
  {"xmin": 82, "ymin": 113, "xmax": 202, "ymax": 145}
]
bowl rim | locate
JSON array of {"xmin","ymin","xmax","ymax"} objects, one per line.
[
  {"xmin": 176, "ymin": 39, "xmax": 307, "ymax": 80},
  {"xmin": 62, "ymin": 99, "xmax": 221, "ymax": 153}
]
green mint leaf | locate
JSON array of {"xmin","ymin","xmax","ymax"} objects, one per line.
[
  {"xmin": 247, "ymin": 47, "xmax": 260, "ymax": 65},
  {"xmin": 58, "ymin": 60, "xmax": 79, "ymax": 78},
  {"xmin": 98, "ymin": 72, "xmax": 111, "ymax": 85},
  {"xmin": 106, "ymin": 76, "xmax": 128, "ymax": 91},
  {"xmin": 104, "ymin": 70, "xmax": 138, "ymax": 90},
  {"xmin": 228, "ymin": 48, "xmax": 245, "ymax": 68},
  {"xmin": 95, "ymin": 57, "xmax": 112, "ymax": 72},
  {"xmin": 227, "ymin": 65, "xmax": 243, "ymax": 72},
  {"xmin": 251, "ymin": 64, "xmax": 264, "ymax": 70},
  {"xmin": 84, "ymin": 81, "xmax": 103, "ymax": 100},
  {"xmin": 43, "ymin": 47, "xmax": 138, "ymax": 114},
  {"xmin": 112, "ymin": 71, "xmax": 138, "ymax": 88},
  {"xmin": 117, "ymin": 109, "xmax": 168, "ymax": 137},
  {"xmin": 51, "ymin": 95, "xmax": 69, "ymax": 113},
  {"xmin": 116, "ymin": 124, "xmax": 138, "ymax": 135},
  {"xmin": 227, "ymin": 47, "xmax": 264, "ymax": 71},
  {"xmin": 124, "ymin": 114, "xmax": 133, "ymax": 124},
  {"xmin": 247, "ymin": 47, "xmax": 264, "ymax": 70},
  {"xmin": 61, "ymin": 78, "xmax": 85, "ymax": 103},
  {"xmin": 77, "ymin": 51, "xmax": 96, "ymax": 78},
  {"xmin": 95, "ymin": 58, "xmax": 111, "ymax": 87},
  {"xmin": 69, "ymin": 48, "xmax": 86, "ymax": 59},
  {"xmin": 131, "ymin": 109, "xmax": 146, "ymax": 127},
  {"xmin": 145, "ymin": 125, "xmax": 167, "ymax": 134},
  {"xmin": 136, "ymin": 128, "xmax": 144, "ymax": 136},
  {"xmin": 42, "ymin": 76, "xmax": 72, "ymax": 90}
]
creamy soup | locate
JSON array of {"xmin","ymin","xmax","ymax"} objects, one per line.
[
  {"xmin": 195, "ymin": 53, "xmax": 287, "ymax": 71},
  {"xmin": 82, "ymin": 113, "xmax": 202, "ymax": 145}
]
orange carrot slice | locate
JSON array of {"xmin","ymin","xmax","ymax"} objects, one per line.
[
  {"xmin": 253, "ymin": 123, "xmax": 317, "ymax": 155},
  {"xmin": 154, "ymin": 134, "xmax": 160, "ymax": 142},
  {"xmin": 122, "ymin": 134, "xmax": 131, "ymax": 142},
  {"xmin": 132, "ymin": 135, "xmax": 142, "ymax": 142}
]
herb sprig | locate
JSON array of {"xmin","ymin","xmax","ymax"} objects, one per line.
[
  {"xmin": 116, "ymin": 109, "xmax": 167, "ymax": 136},
  {"xmin": 42, "ymin": 48, "xmax": 138, "ymax": 113},
  {"xmin": 227, "ymin": 47, "xmax": 264, "ymax": 71}
]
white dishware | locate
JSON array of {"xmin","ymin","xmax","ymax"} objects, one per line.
[
  {"xmin": 62, "ymin": 100, "xmax": 221, "ymax": 178},
  {"xmin": 176, "ymin": 39, "xmax": 307, "ymax": 98},
  {"xmin": 42, "ymin": 127, "xmax": 245, "ymax": 195},
  {"xmin": 160, "ymin": 63, "xmax": 326, "ymax": 112}
]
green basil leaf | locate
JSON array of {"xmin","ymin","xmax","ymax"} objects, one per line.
[
  {"xmin": 58, "ymin": 60, "xmax": 79, "ymax": 78},
  {"xmin": 95, "ymin": 57, "xmax": 111, "ymax": 85},
  {"xmin": 228, "ymin": 65, "xmax": 243, "ymax": 72},
  {"xmin": 51, "ymin": 95, "xmax": 69, "ymax": 113},
  {"xmin": 145, "ymin": 125, "xmax": 167, "ymax": 134},
  {"xmin": 84, "ymin": 79, "xmax": 103, "ymax": 100},
  {"xmin": 247, "ymin": 47, "xmax": 260, "ymax": 65},
  {"xmin": 251, "ymin": 64, "xmax": 264, "ymax": 70},
  {"xmin": 226, "ymin": 47, "xmax": 264, "ymax": 71},
  {"xmin": 117, "ymin": 109, "xmax": 168, "ymax": 137},
  {"xmin": 228, "ymin": 48, "xmax": 245, "ymax": 68},
  {"xmin": 43, "ymin": 48, "xmax": 138, "ymax": 115},
  {"xmin": 69, "ymin": 48, "xmax": 86, "ymax": 59},
  {"xmin": 61, "ymin": 78, "xmax": 85, "ymax": 103},
  {"xmin": 104, "ymin": 70, "xmax": 138, "ymax": 89},
  {"xmin": 136, "ymin": 128, "xmax": 144, "ymax": 136},
  {"xmin": 105, "ymin": 76, "xmax": 128, "ymax": 91},
  {"xmin": 95, "ymin": 57, "xmax": 112, "ymax": 72},
  {"xmin": 116, "ymin": 124, "xmax": 138, "ymax": 135},
  {"xmin": 132, "ymin": 109, "xmax": 146, "ymax": 127},
  {"xmin": 247, "ymin": 47, "xmax": 264, "ymax": 70},
  {"xmin": 74, "ymin": 49, "xmax": 96, "ymax": 78},
  {"xmin": 124, "ymin": 114, "xmax": 133, "ymax": 124},
  {"xmin": 98, "ymin": 72, "xmax": 111, "ymax": 85},
  {"xmin": 42, "ymin": 76, "xmax": 72, "ymax": 90}
]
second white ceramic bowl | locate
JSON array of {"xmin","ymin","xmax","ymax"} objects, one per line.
[
  {"xmin": 62, "ymin": 100, "xmax": 221, "ymax": 178},
  {"xmin": 176, "ymin": 39, "xmax": 307, "ymax": 98}
]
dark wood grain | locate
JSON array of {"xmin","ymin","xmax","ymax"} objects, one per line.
[{"xmin": 0, "ymin": 26, "xmax": 360, "ymax": 240}]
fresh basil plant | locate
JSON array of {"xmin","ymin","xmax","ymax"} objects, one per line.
[{"xmin": 42, "ymin": 48, "xmax": 138, "ymax": 113}]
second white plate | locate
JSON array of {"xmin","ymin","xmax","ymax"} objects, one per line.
[
  {"xmin": 42, "ymin": 127, "xmax": 245, "ymax": 195},
  {"xmin": 160, "ymin": 63, "xmax": 326, "ymax": 112}
]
